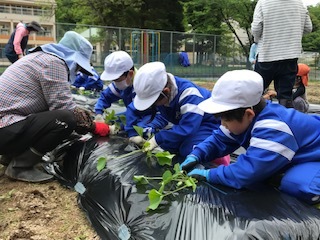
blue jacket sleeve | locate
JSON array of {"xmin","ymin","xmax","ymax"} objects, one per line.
[
  {"xmin": 155, "ymin": 88, "xmax": 208, "ymax": 150},
  {"xmin": 125, "ymin": 102, "xmax": 141, "ymax": 137},
  {"xmin": 84, "ymin": 69, "xmax": 103, "ymax": 91},
  {"xmin": 125, "ymin": 102, "xmax": 169, "ymax": 137},
  {"xmin": 146, "ymin": 114, "xmax": 168, "ymax": 130},
  {"xmin": 72, "ymin": 72, "xmax": 86, "ymax": 88},
  {"xmin": 207, "ymin": 120, "xmax": 299, "ymax": 189},
  {"xmin": 94, "ymin": 82, "xmax": 121, "ymax": 114},
  {"xmin": 191, "ymin": 125, "xmax": 241, "ymax": 162}
]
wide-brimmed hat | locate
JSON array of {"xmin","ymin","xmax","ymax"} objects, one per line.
[
  {"xmin": 101, "ymin": 51, "xmax": 134, "ymax": 81},
  {"xmin": 26, "ymin": 21, "xmax": 44, "ymax": 32},
  {"xmin": 59, "ymin": 31, "xmax": 94, "ymax": 76},
  {"xmin": 133, "ymin": 62, "xmax": 167, "ymax": 111},
  {"xmin": 198, "ymin": 70, "xmax": 263, "ymax": 114}
]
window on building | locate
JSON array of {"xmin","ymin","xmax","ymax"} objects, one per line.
[
  {"xmin": 33, "ymin": 8, "xmax": 43, "ymax": 16},
  {"xmin": 37, "ymin": 26, "xmax": 52, "ymax": 37},
  {"xmin": 12, "ymin": 5, "xmax": 22, "ymax": 15},
  {"xmin": 0, "ymin": 5, "xmax": 10, "ymax": 13},
  {"xmin": 0, "ymin": 22, "xmax": 10, "ymax": 35},
  {"xmin": 22, "ymin": 6, "xmax": 32, "ymax": 15}
]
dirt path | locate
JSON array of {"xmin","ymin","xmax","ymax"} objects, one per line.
[{"xmin": 0, "ymin": 165, "xmax": 98, "ymax": 240}]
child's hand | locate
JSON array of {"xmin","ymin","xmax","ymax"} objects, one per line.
[
  {"xmin": 129, "ymin": 136, "xmax": 146, "ymax": 146},
  {"xmin": 109, "ymin": 125, "xmax": 119, "ymax": 135}
]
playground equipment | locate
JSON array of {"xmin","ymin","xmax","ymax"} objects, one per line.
[{"xmin": 130, "ymin": 31, "xmax": 160, "ymax": 64}]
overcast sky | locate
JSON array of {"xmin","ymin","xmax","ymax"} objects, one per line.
[{"xmin": 302, "ymin": 0, "xmax": 320, "ymax": 6}]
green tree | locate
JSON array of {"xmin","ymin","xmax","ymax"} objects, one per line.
[
  {"xmin": 182, "ymin": 0, "xmax": 257, "ymax": 66},
  {"xmin": 55, "ymin": 0, "xmax": 184, "ymax": 31},
  {"xmin": 303, "ymin": 5, "xmax": 320, "ymax": 52}
]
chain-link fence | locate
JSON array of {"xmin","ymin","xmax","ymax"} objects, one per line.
[
  {"xmin": 1, "ymin": 22, "xmax": 319, "ymax": 80},
  {"xmin": 54, "ymin": 23, "xmax": 250, "ymax": 80}
]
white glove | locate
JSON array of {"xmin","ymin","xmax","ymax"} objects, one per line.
[
  {"xmin": 109, "ymin": 125, "xmax": 119, "ymax": 135},
  {"xmin": 152, "ymin": 146, "xmax": 164, "ymax": 153},
  {"xmin": 143, "ymin": 136, "xmax": 158, "ymax": 152},
  {"xmin": 94, "ymin": 114, "xmax": 104, "ymax": 122},
  {"xmin": 129, "ymin": 136, "xmax": 146, "ymax": 146}
]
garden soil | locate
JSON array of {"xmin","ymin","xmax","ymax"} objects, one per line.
[{"xmin": 0, "ymin": 81, "xmax": 320, "ymax": 239}]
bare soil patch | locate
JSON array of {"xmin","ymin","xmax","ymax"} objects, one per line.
[{"xmin": 0, "ymin": 165, "xmax": 97, "ymax": 240}]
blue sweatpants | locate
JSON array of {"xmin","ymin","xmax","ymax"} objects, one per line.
[{"xmin": 280, "ymin": 162, "xmax": 320, "ymax": 204}]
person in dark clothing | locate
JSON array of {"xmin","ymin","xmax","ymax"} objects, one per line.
[{"xmin": 4, "ymin": 21, "xmax": 44, "ymax": 63}]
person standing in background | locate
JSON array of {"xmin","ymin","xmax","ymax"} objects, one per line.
[
  {"xmin": 4, "ymin": 21, "xmax": 44, "ymax": 63},
  {"xmin": 251, "ymin": 0, "xmax": 312, "ymax": 108}
]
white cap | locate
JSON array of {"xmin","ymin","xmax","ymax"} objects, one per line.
[
  {"xmin": 59, "ymin": 31, "xmax": 94, "ymax": 76},
  {"xmin": 133, "ymin": 62, "xmax": 167, "ymax": 111},
  {"xmin": 198, "ymin": 70, "xmax": 263, "ymax": 114},
  {"xmin": 101, "ymin": 51, "xmax": 134, "ymax": 81}
]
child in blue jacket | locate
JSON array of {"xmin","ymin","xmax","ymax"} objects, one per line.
[
  {"xmin": 180, "ymin": 69, "xmax": 320, "ymax": 204},
  {"xmin": 94, "ymin": 51, "xmax": 168, "ymax": 135},
  {"xmin": 73, "ymin": 65, "xmax": 103, "ymax": 91},
  {"xmin": 128, "ymin": 61, "xmax": 230, "ymax": 166}
]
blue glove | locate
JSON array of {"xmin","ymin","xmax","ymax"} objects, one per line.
[
  {"xmin": 188, "ymin": 169, "xmax": 210, "ymax": 182},
  {"xmin": 180, "ymin": 155, "xmax": 199, "ymax": 172}
]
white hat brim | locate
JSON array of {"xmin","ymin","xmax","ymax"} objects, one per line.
[
  {"xmin": 100, "ymin": 71, "xmax": 122, "ymax": 81},
  {"xmin": 198, "ymin": 98, "xmax": 240, "ymax": 114},
  {"xmin": 133, "ymin": 93, "xmax": 160, "ymax": 111}
]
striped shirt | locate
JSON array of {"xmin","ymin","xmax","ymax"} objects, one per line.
[
  {"xmin": 0, "ymin": 51, "xmax": 76, "ymax": 128},
  {"xmin": 251, "ymin": 0, "xmax": 312, "ymax": 62}
]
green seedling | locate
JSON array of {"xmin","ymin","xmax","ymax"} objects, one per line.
[
  {"xmin": 134, "ymin": 163, "xmax": 198, "ymax": 211},
  {"xmin": 96, "ymin": 149, "xmax": 142, "ymax": 172},
  {"xmin": 96, "ymin": 125, "xmax": 188, "ymax": 210},
  {"xmin": 117, "ymin": 99, "xmax": 125, "ymax": 106},
  {"xmin": 131, "ymin": 125, "xmax": 197, "ymax": 210},
  {"xmin": 103, "ymin": 109, "xmax": 126, "ymax": 133}
]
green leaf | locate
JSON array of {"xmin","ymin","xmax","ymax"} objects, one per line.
[
  {"xmin": 143, "ymin": 141, "xmax": 151, "ymax": 152},
  {"xmin": 174, "ymin": 163, "xmax": 181, "ymax": 174},
  {"xmin": 162, "ymin": 170, "xmax": 173, "ymax": 184},
  {"xmin": 155, "ymin": 151, "xmax": 175, "ymax": 166},
  {"xmin": 184, "ymin": 179, "xmax": 193, "ymax": 187},
  {"xmin": 186, "ymin": 177, "xmax": 197, "ymax": 192},
  {"xmin": 83, "ymin": 90, "xmax": 91, "ymax": 96},
  {"xmin": 104, "ymin": 110, "xmax": 118, "ymax": 124},
  {"xmin": 147, "ymin": 189, "xmax": 163, "ymax": 211},
  {"xmin": 118, "ymin": 115, "xmax": 126, "ymax": 125},
  {"xmin": 118, "ymin": 99, "xmax": 125, "ymax": 106},
  {"xmin": 96, "ymin": 157, "xmax": 107, "ymax": 172},
  {"xmin": 133, "ymin": 125, "xmax": 144, "ymax": 137},
  {"xmin": 133, "ymin": 175, "xmax": 149, "ymax": 185}
]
